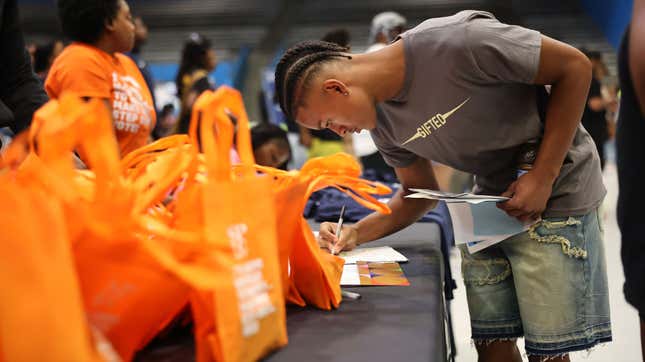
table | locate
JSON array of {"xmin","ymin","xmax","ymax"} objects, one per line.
[
  {"xmin": 263, "ymin": 223, "xmax": 448, "ymax": 362},
  {"xmin": 137, "ymin": 223, "xmax": 449, "ymax": 362}
]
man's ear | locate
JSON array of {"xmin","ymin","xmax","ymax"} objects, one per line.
[{"xmin": 322, "ymin": 79, "xmax": 349, "ymax": 95}]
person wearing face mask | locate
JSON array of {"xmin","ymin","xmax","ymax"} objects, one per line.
[{"xmin": 46, "ymin": 0, "xmax": 156, "ymax": 158}]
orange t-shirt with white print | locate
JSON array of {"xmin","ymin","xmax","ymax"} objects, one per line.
[{"xmin": 45, "ymin": 43, "xmax": 156, "ymax": 157}]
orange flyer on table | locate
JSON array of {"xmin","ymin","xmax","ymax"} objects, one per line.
[{"xmin": 344, "ymin": 261, "xmax": 410, "ymax": 286}]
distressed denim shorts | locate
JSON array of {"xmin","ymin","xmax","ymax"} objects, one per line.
[{"xmin": 459, "ymin": 208, "xmax": 612, "ymax": 357}]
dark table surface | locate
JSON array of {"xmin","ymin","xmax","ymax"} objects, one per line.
[
  {"xmin": 264, "ymin": 222, "xmax": 446, "ymax": 362},
  {"xmin": 137, "ymin": 223, "xmax": 447, "ymax": 362}
]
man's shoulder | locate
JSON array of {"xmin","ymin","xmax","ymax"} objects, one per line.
[{"xmin": 406, "ymin": 10, "xmax": 495, "ymax": 36}]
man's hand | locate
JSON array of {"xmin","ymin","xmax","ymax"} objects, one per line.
[
  {"xmin": 497, "ymin": 171, "xmax": 552, "ymax": 222},
  {"xmin": 317, "ymin": 223, "xmax": 359, "ymax": 254}
]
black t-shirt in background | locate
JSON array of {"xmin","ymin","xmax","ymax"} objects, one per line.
[
  {"xmin": 581, "ymin": 77, "xmax": 608, "ymax": 143},
  {"xmin": 616, "ymin": 26, "xmax": 645, "ymax": 316}
]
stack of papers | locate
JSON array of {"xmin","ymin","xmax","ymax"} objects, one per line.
[
  {"xmin": 406, "ymin": 188, "xmax": 509, "ymax": 204},
  {"xmin": 338, "ymin": 246, "xmax": 409, "ymax": 286},
  {"xmin": 405, "ymin": 188, "xmax": 534, "ymax": 253}
]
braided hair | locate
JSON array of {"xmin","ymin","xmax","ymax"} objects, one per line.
[{"xmin": 274, "ymin": 41, "xmax": 352, "ymax": 120}]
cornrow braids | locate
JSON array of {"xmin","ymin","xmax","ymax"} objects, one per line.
[
  {"xmin": 274, "ymin": 41, "xmax": 351, "ymax": 120},
  {"xmin": 274, "ymin": 41, "xmax": 345, "ymax": 110}
]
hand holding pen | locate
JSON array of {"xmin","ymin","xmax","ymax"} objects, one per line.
[
  {"xmin": 317, "ymin": 205, "xmax": 359, "ymax": 255},
  {"xmin": 331, "ymin": 205, "xmax": 345, "ymax": 255}
]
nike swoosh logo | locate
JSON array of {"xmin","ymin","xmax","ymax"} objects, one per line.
[{"xmin": 401, "ymin": 97, "xmax": 470, "ymax": 145}]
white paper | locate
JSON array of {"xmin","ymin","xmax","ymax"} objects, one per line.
[
  {"xmin": 406, "ymin": 188, "xmax": 509, "ymax": 204},
  {"xmin": 339, "ymin": 246, "xmax": 408, "ymax": 264},
  {"xmin": 446, "ymin": 202, "xmax": 536, "ymax": 254},
  {"xmin": 340, "ymin": 264, "xmax": 361, "ymax": 286}
]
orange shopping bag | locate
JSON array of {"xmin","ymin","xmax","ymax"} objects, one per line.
[
  {"xmin": 0, "ymin": 180, "xmax": 102, "ymax": 362},
  {"xmin": 186, "ymin": 87, "xmax": 287, "ymax": 362},
  {"xmin": 253, "ymin": 154, "xmax": 391, "ymax": 310},
  {"xmin": 26, "ymin": 95, "xmax": 194, "ymax": 361}
]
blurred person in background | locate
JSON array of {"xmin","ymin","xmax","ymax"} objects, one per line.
[
  {"xmin": 46, "ymin": 0, "xmax": 156, "ymax": 159},
  {"xmin": 33, "ymin": 40, "xmax": 64, "ymax": 82},
  {"xmin": 616, "ymin": 0, "xmax": 645, "ymax": 358},
  {"xmin": 26, "ymin": 42, "xmax": 37, "ymax": 66},
  {"xmin": 298, "ymin": 28, "xmax": 353, "ymax": 160},
  {"xmin": 151, "ymin": 103, "xmax": 177, "ymax": 140},
  {"xmin": 0, "ymin": 0, "xmax": 48, "ymax": 136},
  {"xmin": 174, "ymin": 33, "xmax": 216, "ymax": 134},
  {"xmin": 251, "ymin": 123, "xmax": 291, "ymax": 170},
  {"xmin": 126, "ymin": 16, "xmax": 157, "ymax": 118},
  {"xmin": 366, "ymin": 11, "xmax": 407, "ymax": 53},
  {"xmin": 581, "ymin": 49, "xmax": 612, "ymax": 169}
]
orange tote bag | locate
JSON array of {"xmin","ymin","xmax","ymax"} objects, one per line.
[{"xmin": 189, "ymin": 88, "xmax": 288, "ymax": 362}]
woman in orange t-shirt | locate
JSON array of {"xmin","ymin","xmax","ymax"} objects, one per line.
[{"xmin": 46, "ymin": 0, "xmax": 155, "ymax": 157}]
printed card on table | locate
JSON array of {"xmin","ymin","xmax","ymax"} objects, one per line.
[{"xmin": 341, "ymin": 261, "xmax": 410, "ymax": 286}]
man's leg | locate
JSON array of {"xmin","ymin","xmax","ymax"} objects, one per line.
[
  {"xmin": 528, "ymin": 354, "xmax": 569, "ymax": 362},
  {"xmin": 459, "ymin": 245, "xmax": 524, "ymax": 361},
  {"xmin": 477, "ymin": 341, "xmax": 572, "ymax": 362},
  {"xmin": 503, "ymin": 210, "xmax": 611, "ymax": 360},
  {"xmin": 475, "ymin": 340, "xmax": 522, "ymax": 362}
]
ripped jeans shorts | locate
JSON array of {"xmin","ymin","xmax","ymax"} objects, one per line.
[{"xmin": 459, "ymin": 208, "xmax": 612, "ymax": 358}]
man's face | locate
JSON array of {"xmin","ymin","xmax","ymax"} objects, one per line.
[{"xmin": 295, "ymin": 80, "xmax": 377, "ymax": 136}]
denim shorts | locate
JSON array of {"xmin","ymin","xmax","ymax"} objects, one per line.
[{"xmin": 459, "ymin": 208, "xmax": 612, "ymax": 357}]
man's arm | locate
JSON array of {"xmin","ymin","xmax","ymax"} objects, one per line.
[
  {"xmin": 532, "ymin": 35, "xmax": 592, "ymax": 180},
  {"xmin": 630, "ymin": 0, "xmax": 645, "ymax": 115},
  {"xmin": 319, "ymin": 157, "xmax": 439, "ymax": 253},
  {"xmin": 0, "ymin": 0, "xmax": 48, "ymax": 134},
  {"xmin": 499, "ymin": 35, "xmax": 591, "ymax": 220}
]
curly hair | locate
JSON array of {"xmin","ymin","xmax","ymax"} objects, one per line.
[
  {"xmin": 274, "ymin": 40, "xmax": 351, "ymax": 120},
  {"xmin": 57, "ymin": 0, "xmax": 121, "ymax": 44}
]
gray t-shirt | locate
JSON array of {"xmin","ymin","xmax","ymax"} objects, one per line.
[{"xmin": 371, "ymin": 10, "xmax": 605, "ymax": 217}]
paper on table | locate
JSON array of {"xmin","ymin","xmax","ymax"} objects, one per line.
[
  {"xmin": 340, "ymin": 264, "xmax": 361, "ymax": 285},
  {"xmin": 315, "ymin": 230, "xmax": 408, "ymax": 263},
  {"xmin": 339, "ymin": 246, "xmax": 408, "ymax": 264},
  {"xmin": 340, "ymin": 262, "xmax": 410, "ymax": 286}
]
